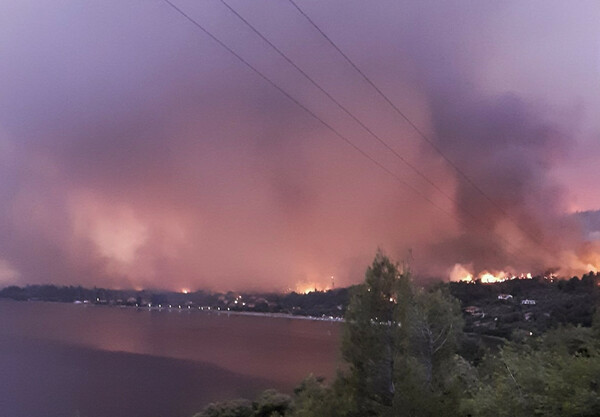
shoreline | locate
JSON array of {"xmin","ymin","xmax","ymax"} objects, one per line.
[
  {"xmin": 1, "ymin": 298, "xmax": 345, "ymax": 323},
  {"xmin": 122, "ymin": 303, "xmax": 345, "ymax": 323}
]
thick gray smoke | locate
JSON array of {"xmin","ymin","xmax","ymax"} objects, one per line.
[
  {"xmin": 0, "ymin": 0, "xmax": 598, "ymax": 289},
  {"xmin": 426, "ymin": 89, "xmax": 579, "ymax": 274}
]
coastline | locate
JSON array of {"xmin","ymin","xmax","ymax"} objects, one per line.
[{"xmin": 1, "ymin": 298, "xmax": 346, "ymax": 323}]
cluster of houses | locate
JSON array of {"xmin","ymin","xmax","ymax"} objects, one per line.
[
  {"xmin": 463, "ymin": 293, "xmax": 539, "ymax": 328},
  {"xmin": 73, "ymin": 293, "xmax": 280, "ymax": 313},
  {"xmin": 496, "ymin": 294, "xmax": 536, "ymax": 305}
]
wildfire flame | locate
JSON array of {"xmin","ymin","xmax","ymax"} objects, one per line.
[
  {"xmin": 295, "ymin": 282, "xmax": 331, "ymax": 294},
  {"xmin": 450, "ymin": 264, "xmax": 533, "ymax": 284}
]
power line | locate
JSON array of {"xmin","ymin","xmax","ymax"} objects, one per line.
[
  {"xmin": 219, "ymin": 0, "xmax": 481, "ymax": 225},
  {"xmin": 159, "ymin": 0, "xmax": 545, "ymax": 268},
  {"xmin": 286, "ymin": 0, "xmax": 553, "ymax": 257},
  {"xmin": 217, "ymin": 0, "xmax": 546, "ymax": 266},
  {"xmin": 160, "ymin": 0, "xmax": 458, "ymax": 223}
]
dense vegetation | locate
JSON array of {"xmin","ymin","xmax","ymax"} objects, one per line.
[{"xmin": 191, "ymin": 253, "xmax": 600, "ymax": 417}]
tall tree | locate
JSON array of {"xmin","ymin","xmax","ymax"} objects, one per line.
[
  {"xmin": 340, "ymin": 251, "xmax": 409, "ymax": 415},
  {"xmin": 396, "ymin": 286, "xmax": 465, "ymax": 416},
  {"xmin": 339, "ymin": 251, "xmax": 464, "ymax": 417}
]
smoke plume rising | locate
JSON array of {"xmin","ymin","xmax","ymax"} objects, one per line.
[{"xmin": 0, "ymin": 0, "xmax": 598, "ymax": 290}]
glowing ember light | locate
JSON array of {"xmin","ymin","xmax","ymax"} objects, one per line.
[
  {"xmin": 476, "ymin": 270, "xmax": 511, "ymax": 283},
  {"xmin": 294, "ymin": 276, "xmax": 335, "ymax": 295},
  {"xmin": 450, "ymin": 264, "xmax": 473, "ymax": 282},
  {"xmin": 451, "ymin": 264, "xmax": 534, "ymax": 284},
  {"xmin": 296, "ymin": 284, "xmax": 319, "ymax": 294},
  {"xmin": 479, "ymin": 273, "xmax": 498, "ymax": 284}
]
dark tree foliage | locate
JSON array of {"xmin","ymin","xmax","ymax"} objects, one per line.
[
  {"xmin": 193, "ymin": 399, "xmax": 254, "ymax": 417},
  {"xmin": 464, "ymin": 323, "xmax": 600, "ymax": 417},
  {"xmin": 187, "ymin": 256, "xmax": 600, "ymax": 417},
  {"xmin": 331, "ymin": 252, "xmax": 466, "ymax": 417},
  {"xmin": 193, "ymin": 391, "xmax": 292, "ymax": 417}
]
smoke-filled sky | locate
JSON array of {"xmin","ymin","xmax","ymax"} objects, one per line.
[{"xmin": 1, "ymin": 0, "xmax": 599, "ymax": 291}]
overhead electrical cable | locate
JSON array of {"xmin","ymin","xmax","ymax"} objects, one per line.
[
  {"xmin": 160, "ymin": 0, "xmax": 457, "ymax": 222},
  {"xmin": 219, "ymin": 0, "xmax": 481, "ymax": 225},
  {"xmin": 217, "ymin": 0, "xmax": 546, "ymax": 266},
  {"xmin": 160, "ymin": 0, "xmax": 546, "ymax": 269},
  {"xmin": 287, "ymin": 0, "xmax": 554, "ymax": 257}
]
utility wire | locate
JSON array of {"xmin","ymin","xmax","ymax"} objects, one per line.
[
  {"xmin": 218, "ymin": 0, "xmax": 545, "ymax": 266},
  {"xmin": 287, "ymin": 0, "xmax": 553, "ymax": 257},
  {"xmin": 219, "ymin": 0, "xmax": 481, "ymax": 225},
  {"xmin": 161, "ymin": 0, "xmax": 457, "ymax": 223},
  {"xmin": 160, "ymin": 0, "xmax": 545, "ymax": 268}
]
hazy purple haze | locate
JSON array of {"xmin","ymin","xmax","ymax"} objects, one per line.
[{"xmin": 1, "ymin": 0, "xmax": 599, "ymax": 290}]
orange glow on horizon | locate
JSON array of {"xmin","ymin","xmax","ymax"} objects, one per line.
[
  {"xmin": 295, "ymin": 283, "xmax": 330, "ymax": 294},
  {"xmin": 451, "ymin": 264, "xmax": 534, "ymax": 284}
]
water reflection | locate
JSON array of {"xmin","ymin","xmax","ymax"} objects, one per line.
[{"xmin": 0, "ymin": 300, "xmax": 340, "ymax": 417}]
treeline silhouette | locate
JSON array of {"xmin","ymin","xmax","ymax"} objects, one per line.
[{"xmin": 0, "ymin": 283, "xmax": 351, "ymax": 317}]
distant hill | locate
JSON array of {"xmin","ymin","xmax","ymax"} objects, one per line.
[{"xmin": 575, "ymin": 209, "xmax": 600, "ymax": 240}]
